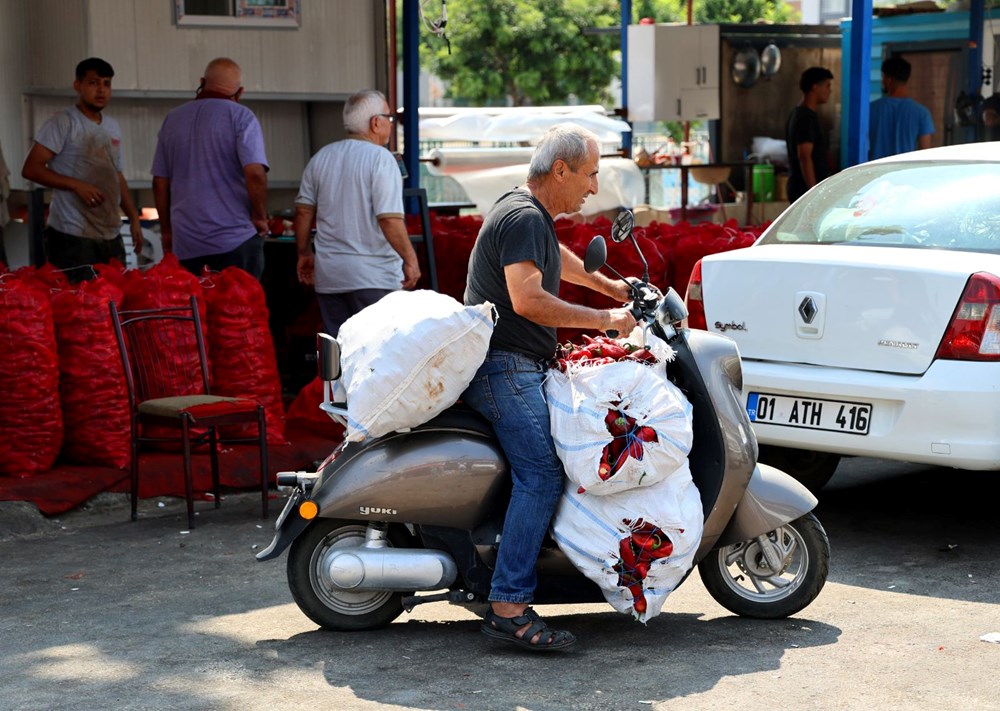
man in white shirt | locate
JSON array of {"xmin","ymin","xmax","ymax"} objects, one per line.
[{"xmin": 293, "ymin": 89, "xmax": 421, "ymax": 336}]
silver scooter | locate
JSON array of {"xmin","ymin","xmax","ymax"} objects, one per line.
[{"xmin": 257, "ymin": 209, "xmax": 830, "ymax": 631}]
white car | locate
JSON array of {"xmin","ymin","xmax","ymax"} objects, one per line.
[{"xmin": 686, "ymin": 143, "xmax": 1000, "ymax": 491}]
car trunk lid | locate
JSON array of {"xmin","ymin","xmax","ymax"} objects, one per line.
[{"xmin": 699, "ymin": 244, "xmax": 977, "ymax": 375}]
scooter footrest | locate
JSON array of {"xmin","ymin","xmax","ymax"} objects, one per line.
[{"xmin": 402, "ymin": 589, "xmax": 479, "ymax": 612}]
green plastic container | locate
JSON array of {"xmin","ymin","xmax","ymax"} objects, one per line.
[{"xmin": 752, "ymin": 163, "xmax": 775, "ymax": 202}]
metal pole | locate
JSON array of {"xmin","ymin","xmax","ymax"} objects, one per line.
[
  {"xmin": 402, "ymin": 0, "xmax": 420, "ymax": 191},
  {"xmin": 846, "ymin": 0, "xmax": 873, "ymax": 167},
  {"xmin": 968, "ymin": 0, "xmax": 985, "ymax": 96},
  {"xmin": 621, "ymin": 0, "xmax": 632, "ymax": 157}
]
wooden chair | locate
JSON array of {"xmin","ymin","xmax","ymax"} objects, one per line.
[{"xmin": 110, "ymin": 296, "xmax": 269, "ymax": 529}]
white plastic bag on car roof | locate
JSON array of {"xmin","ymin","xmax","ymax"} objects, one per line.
[{"xmin": 337, "ymin": 289, "xmax": 496, "ymax": 442}]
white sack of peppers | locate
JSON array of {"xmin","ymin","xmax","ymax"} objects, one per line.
[
  {"xmin": 337, "ymin": 290, "xmax": 496, "ymax": 442},
  {"xmin": 551, "ymin": 462, "xmax": 703, "ymax": 622},
  {"xmin": 545, "ymin": 334, "xmax": 694, "ymax": 496}
]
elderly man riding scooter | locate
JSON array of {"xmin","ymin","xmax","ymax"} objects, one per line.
[{"xmin": 462, "ymin": 124, "xmax": 638, "ymax": 651}]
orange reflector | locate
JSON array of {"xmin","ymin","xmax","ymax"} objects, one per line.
[{"xmin": 298, "ymin": 500, "xmax": 319, "ymax": 520}]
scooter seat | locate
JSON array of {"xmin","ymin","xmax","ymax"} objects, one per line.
[{"xmin": 419, "ymin": 403, "xmax": 495, "ymax": 438}]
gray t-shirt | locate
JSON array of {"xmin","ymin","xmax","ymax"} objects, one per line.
[
  {"xmin": 295, "ymin": 138, "xmax": 404, "ymax": 294},
  {"xmin": 465, "ymin": 189, "xmax": 561, "ymax": 360},
  {"xmin": 34, "ymin": 106, "xmax": 123, "ymax": 240}
]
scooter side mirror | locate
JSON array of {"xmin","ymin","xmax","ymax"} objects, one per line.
[
  {"xmin": 317, "ymin": 333, "xmax": 341, "ymax": 382},
  {"xmin": 583, "ymin": 235, "xmax": 608, "ymax": 274},
  {"xmin": 610, "ymin": 208, "xmax": 634, "ymax": 244},
  {"xmin": 657, "ymin": 287, "xmax": 689, "ymax": 326}
]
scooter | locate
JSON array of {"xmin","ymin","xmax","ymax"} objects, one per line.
[{"xmin": 257, "ymin": 209, "xmax": 830, "ymax": 631}]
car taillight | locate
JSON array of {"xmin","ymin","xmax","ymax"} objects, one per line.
[
  {"xmin": 935, "ymin": 272, "xmax": 1000, "ymax": 361},
  {"xmin": 685, "ymin": 259, "xmax": 707, "ymax": 330}
]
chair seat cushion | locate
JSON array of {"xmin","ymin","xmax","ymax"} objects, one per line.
[{"xmin": 138, "ymin": 395, "xmax": 260, "ymax": 421}]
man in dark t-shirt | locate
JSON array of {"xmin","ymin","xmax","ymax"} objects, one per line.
[
  {"xmin": 786, "ymin": 66, "xmax": 834, "ymax": 203},
  {"xmin": 462, "ymin": 124, "xmax": 636, "ymax": 652}
]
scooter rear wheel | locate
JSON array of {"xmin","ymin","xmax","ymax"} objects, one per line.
[
  {"xmin": 287, "ymin": 518, "xmax": 410, "ymax": 631},
  {"xmin": 699, "ymin": 512, "xmax": 829, "ymax": 619}
]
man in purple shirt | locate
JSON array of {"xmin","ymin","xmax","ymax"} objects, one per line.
[{"xmin": 152, "ymin": 57, "xmax": 269, "ymax": 278}]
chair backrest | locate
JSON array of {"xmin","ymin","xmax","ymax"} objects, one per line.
[{"xmin": 109, "ymin": 295, "xmax": 211, "ymax": 407}]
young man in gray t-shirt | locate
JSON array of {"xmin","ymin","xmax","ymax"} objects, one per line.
[{"xmin": 22, "ymin": 57, "xmax": 142, "ymax": 280}]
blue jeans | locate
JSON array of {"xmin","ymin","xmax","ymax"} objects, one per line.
[{"xmin": 461, "ymin": 349, "xmax": 565, "ymax": 604}]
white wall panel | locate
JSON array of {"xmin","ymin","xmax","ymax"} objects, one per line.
[
  {"xmin": 0, "ymin": 0, "xmax": 30, "ymax": 188},
  {"xmin": 28, "ymin": 96, "xmax": 306, "ymax": 187},
  {"xmin": 27, "ymin": 0, "xmax": 88, "ymax": 90},
  {"xmin": 79, "ymin": 0, "xmax": 381, "ymax": 95}
]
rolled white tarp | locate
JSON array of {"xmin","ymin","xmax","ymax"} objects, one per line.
[
  {"xmin": 425, "ymin": 147, "xmax": 537, "ymax": 176},
  {"xmin": 450, "ymin": 157, "xmax": 645, "ymax": 218},
  {"xmin": 418, "ymin": 107, "xmax": 631, "ymax": 143}
]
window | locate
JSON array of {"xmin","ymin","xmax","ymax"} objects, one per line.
[
  {"xmin": 764, "ymin": 162, "xmax": 1000, "ymax": 254},
  {"xmin": 175, "ymin": 0, "xmax": 300, "ymax": 28}
]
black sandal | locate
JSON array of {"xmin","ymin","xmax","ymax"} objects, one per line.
[{"xmin": 481, "ymin": 606, "xmax": 577, "ymax": 652}]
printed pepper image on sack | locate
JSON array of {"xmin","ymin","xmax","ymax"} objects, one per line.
[
  {"xmin": 546, "ymin": 331, "xmax": 693, "ymax": 496},
  {"xmin": 613, "ymin": 518, "xmax": 677, "ymax": 615}
]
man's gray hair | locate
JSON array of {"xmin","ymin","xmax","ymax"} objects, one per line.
[
  {"xmin": 343, "ymin": 90, "xmax": 387, "ymax": 134},
  {"xmin": 527, "ymin": 124, "xmax": 600, "ymax": 181}
]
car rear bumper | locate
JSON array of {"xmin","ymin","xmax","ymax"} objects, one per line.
[{"xmin": 742, "ymin": 359, "xmax": 1000, "ymax": 470}]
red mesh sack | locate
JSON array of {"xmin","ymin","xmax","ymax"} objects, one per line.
[
  {"xmin": 202, "ymin": 267, "xmax": 288, "ymax": 445},
  {"xmin": 285, "ymin": 376, "xmax": 345, "ymax": 441},
  {"xmin": 51, "ymin": 278, "xmax": 130, "ymax": 467},
  {"xmin": 16, "ymin": 262, "xmax": 71, "ymax": 290},
  {"xmin": 121, "ymin": 256, "xmax": 206, "ymax": 444},
  {"xmin": 431, "ymin": 214, "xmax": 481, "ymax": 302},
  {"xmin": 0, "ymin": 275, "xmax": 62, "ymax": 476}
]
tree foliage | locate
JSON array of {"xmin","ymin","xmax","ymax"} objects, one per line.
[
  {"xmin": 420, "ymin": 0, "xmax": 620, "ymax": 107},
  {"xmin": 633, "ymin": 0, "xmax": 794, "ymax": 25}
]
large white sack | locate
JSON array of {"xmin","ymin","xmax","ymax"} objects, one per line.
[
  {"xmin": 546, "ymin": 358, "xmax": 693, "ymax": 496},
  {"xmin": 337, "ymin": 290, "xmax": 496, "ymax": 442},
  {"xmin": 551, "ymin": 462, "xmax": 703, "ymax": 623}
]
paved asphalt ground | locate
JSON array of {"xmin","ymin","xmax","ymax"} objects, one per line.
[{"xmin": 1, "ymin": 456, "xmax": 998, "ymax": 711}]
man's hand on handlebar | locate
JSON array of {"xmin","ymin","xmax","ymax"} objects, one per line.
[
  {"xmin": 605, "ymin": 306, "xmax": 638, "ymax": 337},
  {"xmin": 629, "ymin": 278, "xmax": 663, "ymax": 300}
]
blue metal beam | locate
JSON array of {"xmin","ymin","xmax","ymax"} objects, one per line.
[
  {"xmin": 621, "ymin": 0, "xmax": 632, "ymax": 156},
  {"xmin": 402, "ymin": 0, "xmax": 420, "ymax": 190},
  {"xmin": 969, "ymin": 0, "xmax": 985, "ymax": 95},
  {"xmin": 845, "ymin": 0, "xmax": 873, "ymax": 167}
]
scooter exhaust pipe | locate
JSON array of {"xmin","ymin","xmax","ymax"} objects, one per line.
[{"xmin": 324, "ymin": 547, "xmax": 459, "ymax": 592}]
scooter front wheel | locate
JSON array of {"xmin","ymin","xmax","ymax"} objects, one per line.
[
  {"xmin": 287, "ymin": 518, "xmax": 410, "ymax": 631},
  {"xmin": 699, "ymin": 512, "xmax": 829, "ymax": 619}
]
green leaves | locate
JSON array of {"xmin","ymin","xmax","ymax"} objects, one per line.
[
  {"xmin": 416, "ymin": 0, "xmax": 795, "ymax": 107},
  {"xmin": 421, "ymin": 0, "xmax": 619, "ymax": 107}
]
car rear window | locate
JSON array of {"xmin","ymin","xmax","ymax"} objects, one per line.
[{"xmin": 762, "ymin": 161, "xmax": 1000, "ymax": 253}]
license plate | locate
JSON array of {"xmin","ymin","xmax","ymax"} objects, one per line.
[{"xmin": 747, "ymin": 392, "xmax": 872, "ymax": 435}]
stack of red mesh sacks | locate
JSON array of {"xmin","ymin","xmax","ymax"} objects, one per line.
[
  {"xmin": 399, "ymin": 213, "xmax": 766, "ymax": 344},
  {"xmin": 0, "ymin": 255, "xmax": 287, "ymax": 481}
]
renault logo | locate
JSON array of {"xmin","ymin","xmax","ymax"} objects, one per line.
[{"xmin": 798, "ymin": 296, "xmax": 818, "ymax": 324}]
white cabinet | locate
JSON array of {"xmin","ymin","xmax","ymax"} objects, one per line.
[{"xmin": 627, "ymin": 23, "xmax": 720, "ymax": 122}]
